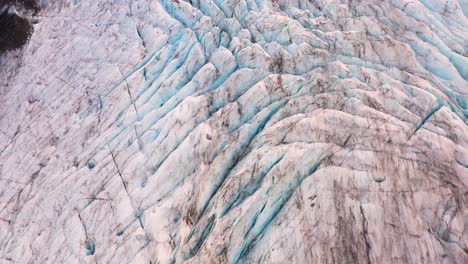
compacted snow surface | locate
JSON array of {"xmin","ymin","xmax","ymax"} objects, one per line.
[{"xmin": 0, "ymin": 0, "xmax": 467, "ymax": 263}]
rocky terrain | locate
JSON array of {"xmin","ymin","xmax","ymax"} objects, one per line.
[{"xmin": 0, "ymin": 0, "xmax": 467, "ymax": 263}]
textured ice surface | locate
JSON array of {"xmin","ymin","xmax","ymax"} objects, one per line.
[{"xmin": 0, "ymin": 0, "xmax": 467, "ymax": 263}]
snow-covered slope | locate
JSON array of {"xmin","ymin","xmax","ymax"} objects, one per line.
[{"xmin": 0, "ymin": 0, "xmax": 467, "ymax": 263}]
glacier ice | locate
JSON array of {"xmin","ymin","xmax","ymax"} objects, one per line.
[{"xmin": 0, "ymin": 0, "xmax": 467, "ymax": 263}]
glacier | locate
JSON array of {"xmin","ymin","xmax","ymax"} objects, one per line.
[{"xmin": 0, "ymin": 0, "xmax": 467, "ymax": 263}]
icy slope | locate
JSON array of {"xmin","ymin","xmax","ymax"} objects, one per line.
[{"xmin": 0, "ymin": 0, "xmax": 467, "ymax": 263}]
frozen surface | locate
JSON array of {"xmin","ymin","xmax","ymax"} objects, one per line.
[{"xmin": 0, "ymin": 0, "xmax": 467, "ymax": 263}]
